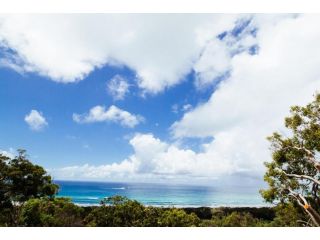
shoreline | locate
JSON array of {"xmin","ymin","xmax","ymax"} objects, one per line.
[{"xmin": 74, "ymin": 202, "xmax": 272, "ymax": 208}]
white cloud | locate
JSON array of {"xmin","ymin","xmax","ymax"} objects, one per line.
[
  {"xmin": 51, "ymin": 133, "xmax": 243, "ymax": 182},
  {"xmin": 107, "ymin": 74, "xmax": 130, "ymax": 100},
  {"xmin": 24, "ymin": 110, "xmax": 48, "ymax": 131},
  {"xmin": 193, "ymin": 39, "xmax": 231, "ymax": 88},
  {"xmin": 51, "ymin": 161, "xmax": 135, "ymax": 180},
  {"xmin": 0, "ymin": 148, "xmax": 15, "ymax": 158},
  {"xmin": 170, "ymin": 14, "xmax": 320, "ymax": 179},
  {"xmin": 73, "ymin": 105, "xmax": 144, "ymax": 128},
  {"xmin": 182, "ymin": 104, "xmax": 192, "ymax": 112},
  {"xmin": 171, "ymin": 103, "xmax": 193, "ymax": 114},
  {"xmin": 0, "ymin": 14, "xmax": 239, "ymax": 94},
  {"xmin": 51, "ymin": 133, "xmax": 265, "ymax": 184}
]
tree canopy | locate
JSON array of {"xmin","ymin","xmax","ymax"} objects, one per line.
[
  {"xmin": 0, "ymin": 149, "xmax": 58, "ymax": 225},
  {"xmin": 261, "ymin": 94, "xmax": 320, "ymax": 226}
]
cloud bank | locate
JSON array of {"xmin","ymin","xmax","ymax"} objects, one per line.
[
  {"xmin": 52, "ymin": 133, "xmax": 255, "ymax": 182},
  {"xmin": 0, "ymin": 14, "xmax": 238, "ymax": 94}
]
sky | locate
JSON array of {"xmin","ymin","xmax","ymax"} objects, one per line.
[{"xmin": 1, "ymin": 14, "xmax": 320, "ymax": 186}]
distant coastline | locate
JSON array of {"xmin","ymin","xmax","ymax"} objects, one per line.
[
  {"xmin": 73, "ymin": 202, "xmax": 271, "ymax": 208},
  {"xmin": 54, "ymin": 180, "xmax": 268, "ymax": 208}
]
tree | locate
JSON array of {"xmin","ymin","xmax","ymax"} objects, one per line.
[
  {"xmin": 0, "ymin": 154, "xmax": 11, "ymax": 208},
  {"xmin": 158, "ymin": 208, "xmax": 200, "ymax": 227},
  {"xmin": 19, "ymin": 197, "xmax": 84, "ymax": 227},
  {"xmin": 85, "ymin": 196, "xmax": 146, "ymax": 227},
  {"xmin": 268, "ymin": 203, "xmax": 304, "ymax": 227},
  {"xmin": 85, "ymin": 195, "xmax": 201, "ymax": 227},
  {"xmin": 261, "ymin": 94, "xmax": 320, "ymax": 226},
  {"xmin": 212, "ymin": 211, "xmax": 259, "ymax": 227},
  {"xmin": 0, "ymin": 150, "xmax": 58, "ymax": 225}
]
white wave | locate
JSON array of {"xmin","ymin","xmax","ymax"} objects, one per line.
[
  {"xmin": 73, "ymin": 196, "xmax": 99, "ymax": 200},
  {"xmin": 87, "ymin": 197, "xmax": 99, "ymax": 200},
  {"xmin": 75, "ymin": 203, "xmax": 100, "ymax": 207},
  {"xmin": 111, "ymin": 187, "xmax": 126, "ymax": 190}
]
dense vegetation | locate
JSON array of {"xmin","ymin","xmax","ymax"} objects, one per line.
[{"xmin": 1, "ymin": 94, "xmax": 320, "ymax": 227}]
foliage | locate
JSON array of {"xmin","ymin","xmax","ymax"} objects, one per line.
[
  {"xmin": 267, "ymin": 203, "xmax": 304, "ymax": 227},
  {"xmin": 198, "ymin": 206, "xmax": 307, "ymax": 227},
  {"xmin": 208, "ymin": 209, "xmax": 261, "ymax": 227},
  {"xmin": 158, "ymin": 208, "xmax": 200, "ymax": 227},
  {"xmin": 85, "ymin": 195, "xmax": 200, "ymax": 227},
  {"xmin": 85, "ymin": 196, "xmax": 147, "ymax": 227},
  {"xmin": 19, "ymin": 197, "xmax": 84, "ymax": 226},
  {"xmin": 0, "ymin": 150, "xmax": 58, "ymax": 226},
  {"xmin": 261, "ymin": 93, "xmax": 320, "ymax": 226},
  {"xmin": 0, "ymin": 150, "xmax": 58, "ymax": 203}
]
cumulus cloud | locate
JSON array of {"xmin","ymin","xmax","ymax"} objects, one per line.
[
  {"xmin": 53, "ymin": 14, "xmax": 320, "ymax": 184},
  {"xmin": 52, "ymin": 133, "xmax": 248, "ymax": 182},
  {"xmin": 24, "ymin": 110, "xmax": 48, "ymax": 131},
  {"xmin": 171, "ymin": 14, "xmax": 320, "ymax": 178},
  {"xmin": 73, "ymin": 105, "xmax": 144, "ymax": 128},
  {"xmin": 107, "ymin": 74, "xmax": 130, "ymax": 100},
  {"xmin": 0, "ymin": 14, "xmax": 239, "ymax": 94},
  {"xmin": 191, "ymin": 17, "xmax": 258, "ymax": 88},
  {"xmin": 193, "ymin": 39, "xmax": 231, "ymax": 88}
]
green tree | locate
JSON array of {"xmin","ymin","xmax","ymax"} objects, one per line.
[
  {"xmin": 158, "ymin": 208, "xmax": 200, "ymax": 227},
  {"xmin": 19, "ymin": 197, "xmax": 84, "ymax": 227},
  {"xmin": 85, "ymin": 196, "xmax": 146, "ymax": 227},
  {"xmin": 142, "ymin": 206, "xmax": 163, "ymax": 227},
  {"xmin": 261, "ymin": 94, "xmax": 320, "ymax": 226},
  {"xmin": 0, "ymin": 154, "xmax": 11, "ymax": 217},
  {"xmin": 268, "ymin": 203, "xmax": 304, "ymax": 227},
  {"xmin": 0, "ymin": 150, "xmax": 58, "ymax": 225},
  {"xmin": 85, "ymin": 195, "xmax": 201, "ymax": 227},
  {"xmin": 209, "ymin": 210, "xmax": 260, "ymax": 227}
]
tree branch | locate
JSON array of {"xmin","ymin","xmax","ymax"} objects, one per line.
[
  {"xmin": 288, "ymin": 188, "xmax": 320, "ymax": 227},
  {"xmin": 283, "ymin": 146, "xmax": 320, "ymax": 171},
  {"xmin": 284, "ymin": 172, "xmax": 320, "ymax": 185},
  {"xmin": 297, "ymin": 220, "xmax": 312, "ymax": 227}
]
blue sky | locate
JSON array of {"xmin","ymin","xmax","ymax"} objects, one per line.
[
  {"xmin": 1, "ymin": 14, "xmax": 320, "ymax": 185},
  {"xmin": 0, "ymin": 63, "xmax": 209, "ymax": 168}
]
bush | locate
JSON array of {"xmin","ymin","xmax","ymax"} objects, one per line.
[
  {"xmin": 0, "ymin": 150, "xmax": 58, "ymax": 226},
  {"xmin": 158, "ymin": 208, "xmax": 200, "ymax": 227},
  {"xmin": 85, "ymin": 196, "xmax": 146, "ymax": 227},
  {"xmin": 267, "ymin": 203, "xmax": 305, "ymax": 227},
  {"xmin": 84, "ymin": 195, "xmax": 201, "ymax": 227},
  {"xmin": 19, "ymin": 197, "xmax": 84, "ymax": 226},
  {"xmin": 207, "ymin": 210, "xmax": 262, "ymax": 227}
]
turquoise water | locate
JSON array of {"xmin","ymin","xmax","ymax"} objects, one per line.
[{"xmin": 55, "ymin": 180, "xmax": 267, "ymax": 207}]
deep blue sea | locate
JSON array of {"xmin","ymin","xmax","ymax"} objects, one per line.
[{"xmin": 55, "ymin": 180, "xmax": 268, "ymax": 207}]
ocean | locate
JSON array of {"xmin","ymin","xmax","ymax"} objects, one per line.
[{"xmin": 55, "ymin": 180, "xmax": 268, "ymax": 207}]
